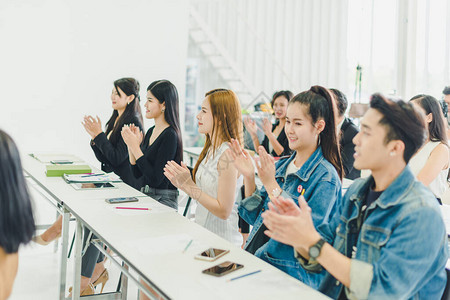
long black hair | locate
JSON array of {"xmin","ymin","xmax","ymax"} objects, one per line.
[
  {"xmin": 105, "ymin": 78, "xmax": 144, "ymax": 145},
  {"xmin": 290, "ymin": 86, "xmax": 343, "ymax": 179},
  {"xmin": 0, "ymin": 130, "xmax": 35, "ymax": 253},
  {"xmin": 147, "ymin": 80, "xmax": 183, "ymax": 162},
  {"xmin": 410, "ymin": 94, "xmax": 448, "ymax": 146}
]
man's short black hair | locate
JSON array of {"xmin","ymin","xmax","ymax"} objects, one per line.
[
  {"xmin": 443, "ymin": 86, "xmax": 450, "ymax": 95},
  {"xmin": 370, "ymin": 94, "xmax": 426, "ymax": 163}
]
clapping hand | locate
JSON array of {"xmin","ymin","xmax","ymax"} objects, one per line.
[
  {"xmin": 262, "ymin": 118, "xmax": 272, "ymax": 135},
  {"xmin": 121, "ymin": 124, "xmax": 141, "ymax": 147},
  {"xmin": 255, "ymin": 146, "xmax": 276, "ymax": 187},
  {"xmin": 262, "ymin": 195, "xmax": 320, "ymax": 250},
  {"xmin": 227, "ymin": 138, "xmax": 255, "ymax": 179},
  {"xmin": 82, "ymin": 115, "xmax": 103, "ymax": 139},
  {"xmin": 243, "ymin": 117, "xmax": 258, "ymax": 137},
  {"xmin": 164, "ymin": 161, "xmax": 201, "ymax": 199}
]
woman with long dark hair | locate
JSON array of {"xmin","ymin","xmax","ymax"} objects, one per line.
[
  {"xmin": 37, "ymin": 78, "xmax": 144, "ymax": 296},
  {"xmin": 0, "ymin": 130, "xmax": 35, "ymax": 299},
  {"xmin": 228, "ymin": 86, "xmax": 342, "ymax": 289},
  {"xmin": 122, "ymin": 79, "xmax": 183, "ymax": 209},
  {"xmin": 409, "ymin": 94, "xmax": 449, "ymax": 202}
]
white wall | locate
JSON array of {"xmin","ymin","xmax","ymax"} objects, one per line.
[{"xmin": 0, "ymin": 0, "xmax": 188, "ymax": 166}]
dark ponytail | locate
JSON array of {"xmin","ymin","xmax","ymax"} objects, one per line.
[
  {"xmin": 290, "ymin": 86, "xmax": 343, "ymax": 179},
  {"xmin": 105, "ymin": 78, "xmax": 144, "ymax": 145}
]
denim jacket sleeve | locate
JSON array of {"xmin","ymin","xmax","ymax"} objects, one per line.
[
  {"xmin": 346, "ymin": 206, "xmax": 447, "ymax": 299},
  {"xmin": 238, "ymin": 186, "xmax": 268, "ymax": 226},
  {"xmin": 295, "ymin": 179, "xmax": 342, "ymax": 272}
]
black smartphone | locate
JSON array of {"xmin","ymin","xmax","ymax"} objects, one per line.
[
  {"xmin": 105, "ymin": 197, "xmax": 139, "ymax": 204},
  {"xmin": 202, "ymin": 261, "xmax": 244, "ymax": 277}
]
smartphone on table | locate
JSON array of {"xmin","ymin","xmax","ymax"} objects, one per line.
[
  {"xmin": 105, "ymin": 197, "xmax": 139, "ymax": 204},
  {"xmin": 202, "ymin": 261, "xmax": 244, "ymax": 277},
  {"xmin": 194, "ymin": 248, "xmax": 230, "ymax": 261}
]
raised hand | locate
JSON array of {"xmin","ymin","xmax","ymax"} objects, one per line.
[
  {"xmin": 262, "ymin": 195, "xmax": 319, "ymax": 250},
  {"xmin": 243, "ymin": 117, "xmax": 258, "ymax": 136},
  {"xmin": 128, "ymin": 124, "xmax": 143, "ymax": 145},
  {"xmin": 164, "ymin": 161, "xmax": 201, "ymax": 199},
  {"xmin": 262, "ymin": 118, "xmax": 272, "ymax": 135},
  {"xmin": 82, "ymin": 115, "xmax": 103, "ymax": 139},
  {"xmin": 226, "ymin": 138, "xmax": 255, "ymax": 179},
  {"xmin": 255, "ymin": 146, "xmax": 276, "ymax": 187},
  {"xmin": 121, "ymin": 124, "xmax": 140, "ymax": 147},
  {"xmin": 269, "ymin": 195, "xmax": 301, "ymax": 216}
]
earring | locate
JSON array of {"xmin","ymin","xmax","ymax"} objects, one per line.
[
  {"xmin": 390, "ymin": 151, "xmax": 395, "ymax": 156},
  {"xmin": 162, "ymin": 108, "xmax": 165, "ymax": 113}
]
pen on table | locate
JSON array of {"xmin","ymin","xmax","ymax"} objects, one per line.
[
  {"xmin": 182, "ymin": 239, "xmax": 193, "ymax": 253},
  {"xmin": 227, "ymin": 270, "xmax": 262, "ymax": 282},
  {"xmin": 80, "ymin": 173, "xmax": 105, "ymax": 177},
  {"xmin": 115, "ymin": 207, "xmax": 149, "ymax": 211}
]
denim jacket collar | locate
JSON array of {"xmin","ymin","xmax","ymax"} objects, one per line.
[
  {"xmin": 349, "ymin": 166, "xmax": 415, "ymax": 209},
  {"xmin": 275, "ymin": 147, "xmax": 324, "ymax": 181}
]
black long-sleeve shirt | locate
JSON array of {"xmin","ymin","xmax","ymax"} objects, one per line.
[
  {"xmin": 91, "ymin": 115, "xmax": 143, "ymax": 189},
  {"xmin": 261, "ymin": 121, "xmax": 291, "ymax": 157},
  {"xmin": 340, "ymin": 118, "xmax": 360, "ymax": 180},
  {"xmin": 132, "ymin": 126, "xmax": 180, "ymax": 190}
]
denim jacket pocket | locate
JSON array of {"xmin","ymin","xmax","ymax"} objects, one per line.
[{"xmin": 360, "ymin": 225, "xmax": 391, "ymax": 261}]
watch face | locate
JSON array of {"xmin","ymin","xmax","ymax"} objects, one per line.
[{"xmin": 310, "ymin": 246, "xmax": 320, "ymax": 258}]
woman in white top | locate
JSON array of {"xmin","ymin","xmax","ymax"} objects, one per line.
[
  {"xmin": 409, "ymin": 94, "xmax": 449, "ymax": 202},
  {"xmin": 164, "ymin": 89, "xmax": 243, "ymax": 246}
]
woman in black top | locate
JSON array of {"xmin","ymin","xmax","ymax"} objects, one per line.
[
  {"xmin": 37, "ymin": 78, "xmax": 144, "ymax": 296},
  {"xmin": 0, "ymin": 130, "xmax": 35, "ymax": 299},
  {"xmin": 122, "ymin": 79, "xmax": 183, "ymax": 210},
  {"xmin": 86, "ymin": 78, "xmax": 144, "ymax": 189},
  {"xmin": 245, "ymin": 90, "xmax": 293, "ymax": 157}
]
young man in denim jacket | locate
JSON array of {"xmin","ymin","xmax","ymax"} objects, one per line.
[{"xmin": 262, "ymin": 94, "xmax": 448, "ymax": 299}]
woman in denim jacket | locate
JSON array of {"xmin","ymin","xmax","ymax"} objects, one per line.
[
  {"xmin": 228, "ymin": 86, "xmax": 343, "ymax": 289},
  {"xmin": 263, "ymin": 95, "xmax": 448, "ymax": 299}
]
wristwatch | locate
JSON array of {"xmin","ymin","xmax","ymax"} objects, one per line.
[{"xmin": 308, "ymin": 238, "xmax": 326, "ymax": 260}]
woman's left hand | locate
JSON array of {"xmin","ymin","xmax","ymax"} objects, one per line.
[
  {"xmin": 121, "ymin": 125, "xmax": 140, "ymax": 147},
  {"xmin": 262, "ymin": 195, "xmax": 320, "ymax": 250},
  {"xmin": 262, "ymin": 118, "xmax": 272, "ymax": 135},
  {"xmin": 82, "ymin": 115, "xmax": 102, "ymax": 139},
  {"xmin": 164, "ymin": 161, "xmax": 200, "ymax": 199},
  {"xmin": 255, "ymin": 146, "xmax": 276, "ymax": 187}
]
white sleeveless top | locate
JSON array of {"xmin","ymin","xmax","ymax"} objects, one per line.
[
  {"xmin": 194, "ymin": 142, "xmax": 243, "ymax": 246},
  {"xmin": 409, "ymin": 141, "xmax": 449, "ymax": 199}
]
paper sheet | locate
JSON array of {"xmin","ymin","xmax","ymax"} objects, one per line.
[{"xmin": 134, "ymin": 234, "xmax": 208, "ymax": 255}]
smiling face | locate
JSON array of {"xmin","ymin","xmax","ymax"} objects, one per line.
[
  {"xmin": 284, "ymin": 102, "xmax": 323, "ymax": 153},
  {"xmin": 111, "ymin": 86, "xmax": 130, "ymax": 113},
  {"xmin": 144, "ymin": 90, "xmax": 165, "ymax": 120},
  {"xmin": 272, "ymin": 96, "xmax": 289, "ymax": 119},
  {"xmin": 196, "ymin": 97, "xmax": 214, "ymax": 135},
  {"xmin": 353, "ymin": 108, "xmax": 396, "ymax": 172}
]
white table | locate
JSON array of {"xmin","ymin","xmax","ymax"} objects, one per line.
[{"xmin": 24, "ymin": 153, "xmax": 330, "ymax": 300}]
